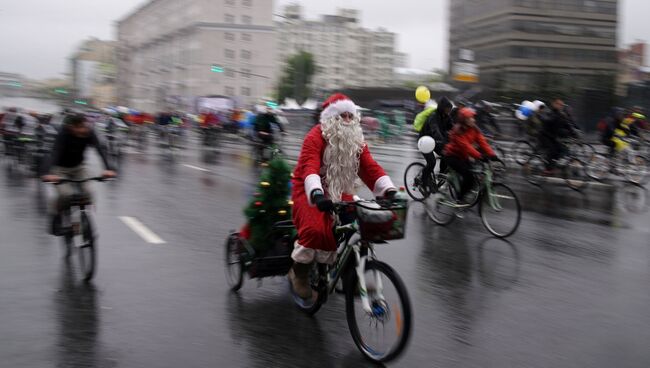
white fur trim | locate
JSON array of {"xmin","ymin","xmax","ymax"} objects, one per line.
[
  {"xmin": 304, "ymin": 174, "xmax": 323, "ymax": 206},
  {"xmin": 291, "ymin": 242, "xmax": 337, "ymax": 265},
  {"xmin": 372, "ymin": 175, "xmax": 396, "ymax": 197},
  {"xmin": 320, "ymin": 99, "xmax": 358, "ymax": 121}
]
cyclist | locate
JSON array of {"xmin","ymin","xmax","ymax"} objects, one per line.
[
  {"xmin": 443, "ymin": 107, "xmax": 498, "ymax": 204},
  {"xmin": 598, "ymin": 108, "xmax": 625, "ymax": 156},
  {"xmin": 418, "ymin": 96, "xmax": 453, "ymax": 190},
  {"xmin": 289, "ymin": 93, "xmax": 397, "ymax": 299},
  {"xmin": 539, "ymin": 98, "xmax": 577, "ymax": 173},
  {"xmin": 253, "ymin": 106, "xmax": 285, "ymax": 149},
  {"xmin": 41, "ymin": 113, "xmax": 116, "ymax": 235},
  {"xmin": 475, "ymin": 101, "xmax": 502, "ymax": 136}
]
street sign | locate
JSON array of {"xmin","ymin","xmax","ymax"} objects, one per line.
[{"xmin": 453, "ymin": 62, "xmax": 479, "ymax": 83}]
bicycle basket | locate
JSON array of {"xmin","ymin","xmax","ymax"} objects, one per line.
[{"xmin": 355, "ymin": 199, "xmax": 408, "ymax": 241}]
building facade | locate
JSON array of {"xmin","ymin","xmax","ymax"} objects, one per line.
[
  {"xmin": 70, "ymin": 38, "xmax": 118, "ymax": 107},
  {"xmin": 449, "ymin": 0, "xmax": 619, "ymax": 92},
  {"xmin": 116, "ymin": 0, "xmax": 276, "ymax": 112},
  {"xmin": 276, "ymin": 5, "xmax": 399, "ymax": 93}
]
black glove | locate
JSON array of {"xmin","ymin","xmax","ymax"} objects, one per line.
[
  {"xmin": 383, "ymin": 189, "xmax": 397, "ymax": 199},
  {"xmin": 312, "ymin": 191, "xmax": 334, "ymax": 213},
  {"xmin": 489, "ymin": 155, "xmax": 500, "ymax": 162}
]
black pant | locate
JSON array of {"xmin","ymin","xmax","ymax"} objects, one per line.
[
  {"xmin": 445, "ymin": 156, "xmax": 474, "ymax": 200},
  {"xmin": 422, "ymin": 152, "xmax": 448, "ymax": 188},
  {"xmin": 539, "ymin": 135, "xmax": 566, "ymax": 170}
]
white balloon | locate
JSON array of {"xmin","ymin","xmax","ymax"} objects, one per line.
[
  {"xmin": 515, "ymin": 110, "xmax": 529, "ymax": 121},
  {"xmin": 418, "ymin": 136, "xmax": 436, "ymax": 154},
  {"xmin": 522, "ymin": 100, "xmax": 535, "ymax": 110},
  {"xmin": 533, "ymin": 100, "xmax": 545, "ymax": 111}
]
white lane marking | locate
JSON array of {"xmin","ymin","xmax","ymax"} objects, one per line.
[
  {"xmin": 183, "ymin": 164, "xmax": 211, "ymax": 172},
  {"xmin": 119, "ymin": 216, "xmax": 166, "ymax": 244}
]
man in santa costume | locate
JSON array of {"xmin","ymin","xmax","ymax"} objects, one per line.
[{"xmin": 289, "ymin": 93, "xmax": 397, "ymax": 298}]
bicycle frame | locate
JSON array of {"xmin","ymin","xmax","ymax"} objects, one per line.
[{"xmin": 322, "ymin": 213, "xmax": 386, "ymax": 315}]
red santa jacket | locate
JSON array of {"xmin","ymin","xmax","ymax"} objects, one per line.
[
  {"xmin": 444, "ymin": 125, "xmax": 496, "ymax": 161},
  {"xmin": 292, "ymin": 125, "xmax": 394, "ymax": 205}
]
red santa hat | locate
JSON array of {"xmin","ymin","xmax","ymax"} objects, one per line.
[{"xmin": 320, "ymin": 93, "xmax": 358, "ymax": 121}]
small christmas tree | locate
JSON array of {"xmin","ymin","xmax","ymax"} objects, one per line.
[{"xmin": 242, "ymin": 154, "xmax": 293, "ymax": 254}]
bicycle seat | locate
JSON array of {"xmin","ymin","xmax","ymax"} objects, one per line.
[{"xmin": 271, "ymin": 220, "xmax": 294, "ymax": 230}]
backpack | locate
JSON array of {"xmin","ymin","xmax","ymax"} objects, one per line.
[{"xmin": 413, "ymin": 107, "xmax": 435, "ymax": 132}]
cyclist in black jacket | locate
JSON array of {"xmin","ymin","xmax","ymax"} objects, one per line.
[{"xmin": 418, "ymin": 96, "xmax": 453, "ymax": 189}]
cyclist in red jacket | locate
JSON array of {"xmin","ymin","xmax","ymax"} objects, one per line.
[{"xmin": 443, "ymin": 107, "xmax": 498, "ymax": 203}]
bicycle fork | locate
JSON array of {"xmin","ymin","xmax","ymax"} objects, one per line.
[{"xmin": 353, "ymin": 244, "xmax": 385, "ymax": 315}]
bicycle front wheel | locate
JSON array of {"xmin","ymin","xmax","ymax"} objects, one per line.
[
  {"xmin": 562, "ymin": 158, "xmax": 588, "ymax": 191},
  {"xmin": 479, "ymin": 184, "xmax": 521, "ymax": 238},
  {"xmin": 586, "ymin": 153, "xmax": 610, "ymax": 182},
  {"xmin": 345, "ymin": 260, "xmax": 412, "ymax": 363},
  {"xmin": 403, "ymin": 162, "xmax": 428, "ymax": 201},
  {"xmin": 79, "ymin": 212, "xmax": 96, "ymax": 281},
  {"xmin": 623, "ymin": 154, "xmax": 649, "ymax": 185}
]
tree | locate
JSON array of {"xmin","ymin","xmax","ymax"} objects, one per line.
[
  {"xmin": 277, "ymin": 51, "xmax": 316, "ymax": 105},
  {"xmin": 241, "ymin": 155, "xmax": 294, "ymax": 254}
]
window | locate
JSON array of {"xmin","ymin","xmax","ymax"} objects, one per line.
[
  {"xmin": 241, "ymin": 50, "xmax": 251, "ymax": 60},
  {"xmin": 225, "ymin": 86, "xmax": 235, "ymax": 95},
  {"xmin": 242, "ymin": 0, "xmax": 252, "ymax": 6},
  {"xmin": 241, "ymin": 86, "xmax": 251, "ymax": 96},
  {"xmin": 225, "ymin": 69, "xmax": 235, "ymax": 78},
  {"xmin": 242, "ymin": 15, "xmax": 252, "ymax": 25},
  {"xmin": 241, "ymin": 68, "xmax": 251, "ymax": 78},
  {"xmin": 224, "ymin": 14, "xmax": 234, "ymax": 23},
  {"xmin": 225, "ymin": 32, "xmax": 235, "ymax": 41},
  {"xmin": 241, "ymin": 33, "xmax": 252, "ymax": 42},
  {"xmin": 225, "ymin": 49, "xmax": 235, "ymax": 59},
  {"xmin": 225, "ymin": 0, "xmax": 235, "ymax": 5}
]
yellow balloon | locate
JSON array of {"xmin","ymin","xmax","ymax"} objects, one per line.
[{"xmin": 415, "ymin": 86, "xmax": 431, "ymax": 103}]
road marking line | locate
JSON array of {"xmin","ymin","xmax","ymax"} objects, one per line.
[
  {"xmin": 118, "ymin": 216, "xmax": 166, "ymax": 244},
  {"xmin": 183, "ymin": 164, "xmax": 211, "ymax": 172}
]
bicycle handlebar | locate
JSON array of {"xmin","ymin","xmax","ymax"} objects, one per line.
[{"xmin": 49, "ymin": 177, "xmax": 111, "ymax": 185}]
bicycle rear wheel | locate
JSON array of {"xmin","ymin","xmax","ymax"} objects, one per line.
[
  {"xmin": 479, "ymin": 184, "xmax": 521, "ymax": 238},
  {"xmin": 345, "ymin": 260, "xmax": 412, "ymax": 363},
  {"xmin": 79, "ymin": 212, "xmax": 96, "ymax": 282},
  {"xmin": 512, "ymin": 140, "xmax": 534, "ymax": 166},
  {"xmin": 224, "ymin": 233, "xmax": 244, "ymax": 292},
  {"xmin": 424, "ymin": 190, "xmax": 456, "ymax": 226},
  {"xmin": 403, "ymin": 162, "xmax": 428, "ymax": 201},
  {"xmin": 522, "ymin": 155, "xmax": 545, "ymax": 186}
]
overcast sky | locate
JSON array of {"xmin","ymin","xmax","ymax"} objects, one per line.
[{"xmin": 0, "ymin": 0, "xmax": 646, "ymax": 80}]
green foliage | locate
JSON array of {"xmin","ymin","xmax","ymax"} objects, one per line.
[
  {"xmin": 243, "ymin": 156, "xmax": 294, "ymax": 252},
  {"xmin": 277, "ymin": 51, "xmax": 317, "ymax": 105}
]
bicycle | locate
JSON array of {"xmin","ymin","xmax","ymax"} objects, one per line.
[
  {"xmin": 403, "ymin": 157, "xmax": 446, "ymax": 202},
  {"xmin": 49, "ymin": 177, "xmax": 108, "ymax": 281},
  {"xmin": 425, "ymin": 159, "xmax": 521, "ymax": 238},
  {"xmin": 225, "ymin": 197, "xmax": 412, "ymax": 363},
  {"xmin": 522, "ymin": 142, "xmax": 589, "ymax": 191},
  {"xmin": 513, "ymin": 135, "xmax": 595, "ymax": 166},
  {"xmin": 586, "ymin": 136, "xmax": 649, "ymax": 185}
]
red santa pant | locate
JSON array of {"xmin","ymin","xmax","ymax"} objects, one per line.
[{"xmin": 291, "ymin": 193, "xmax": 337, "ymax": 265}]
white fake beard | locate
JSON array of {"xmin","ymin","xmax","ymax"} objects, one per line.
[{"xmin": 321, "ymin": 115, "xmax": 365, "ymax": 201}]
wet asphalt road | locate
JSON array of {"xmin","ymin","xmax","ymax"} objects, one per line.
[{"xmin": 1, "ymin": 131, "xmax": 649, "ymax": 368}]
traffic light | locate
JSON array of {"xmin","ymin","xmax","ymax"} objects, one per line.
[
  {"xmin": 74, "ymin": 99, "xmax": 88, "ymax": 106},
  {"xmin": 6, "ymin": 81, "xmax": 22, "ymax": 88},
  {"xmin": 54, "ymin": 88, "xmax": 69, "ymax": 95},
  {"xmin": 211, "ymin": 65, "xmax": 224, "ymax": 73}
]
